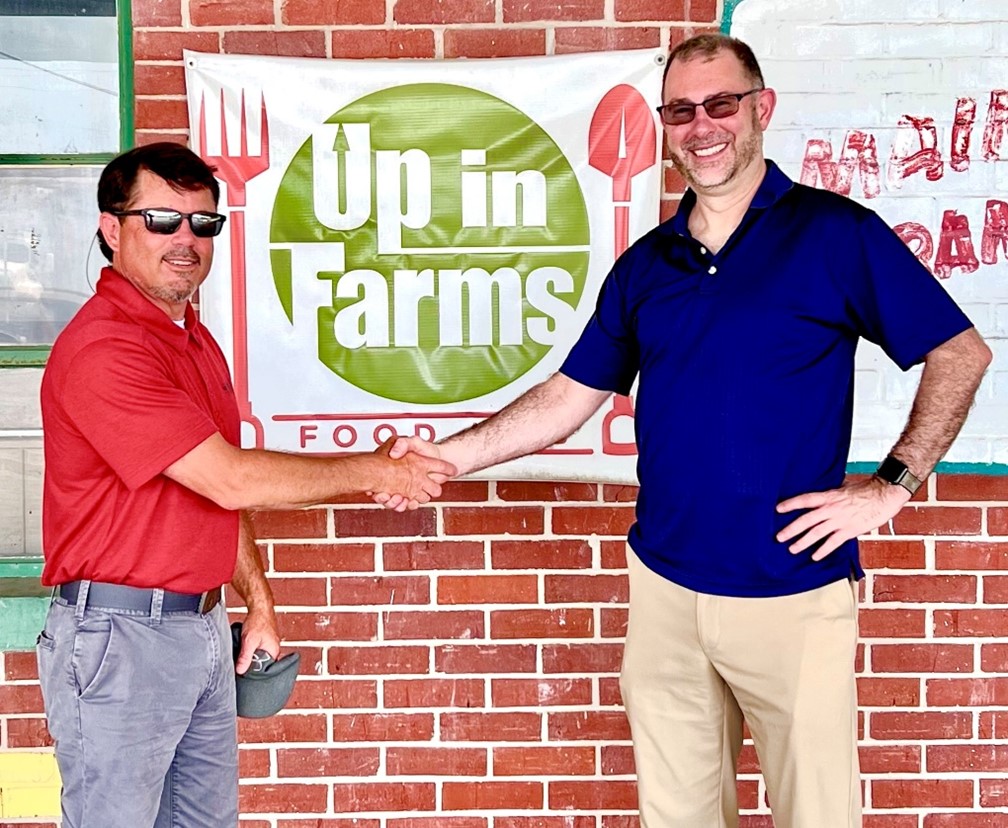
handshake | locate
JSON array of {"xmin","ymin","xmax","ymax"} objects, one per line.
[{"xmin": 373, "ymin": 436, "xmax": 458, "ymax": 511}]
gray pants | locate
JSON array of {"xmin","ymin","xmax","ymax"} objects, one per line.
[{"xmin": 37, "ymin": 589, "xmax": 238, "ymax": 828}]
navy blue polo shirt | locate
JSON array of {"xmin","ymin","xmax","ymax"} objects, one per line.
[{"xmin": 561, "ymin": 161, "xmax": 972, "ymax": 597}]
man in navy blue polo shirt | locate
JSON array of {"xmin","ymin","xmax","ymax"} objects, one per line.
[{"xmin": 379, "ymin": 34, "xmax": 991, "ymax": 827}]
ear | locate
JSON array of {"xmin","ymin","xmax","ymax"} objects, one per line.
[
  {"xmin": 98, "ymin": 212, "xmax": 122, "ymax": 257},
  {"xmin": 756, "ymin": 87, "xmax": 777, "ymax": 130}
]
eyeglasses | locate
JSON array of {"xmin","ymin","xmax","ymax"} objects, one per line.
[
  {"xmin": 656, "ymin": 88, "xmax": 764, "ymax": 126},
  {"xmin": 111, "ymin": 208, "xmax": 227, "ymax": 238}
]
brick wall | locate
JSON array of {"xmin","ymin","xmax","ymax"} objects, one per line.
[{"xmin": 3, "ymin": 2, "xmax": 1008, "ymax": 826}]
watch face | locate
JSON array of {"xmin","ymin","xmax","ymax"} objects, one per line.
[{"xmin": 877, "ymin": 456, "xmax": 907, "ymax": 483}]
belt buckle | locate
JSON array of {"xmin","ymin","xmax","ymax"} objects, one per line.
[{"xmin": 198, "ymin": 588, "xmax": 220, "ymax": 614}]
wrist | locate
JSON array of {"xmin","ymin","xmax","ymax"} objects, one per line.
[{"xmin": 873, "ymin": 454, "xmax": 923, "ymax": 496}]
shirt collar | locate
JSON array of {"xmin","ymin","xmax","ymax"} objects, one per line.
[
  {"xmin": 96, "ymin": 267, "xmax": 201, "ymax": 352},
  {"xmin": 668, "ymin": 160, "xmax": 794, "ymax": 237}
]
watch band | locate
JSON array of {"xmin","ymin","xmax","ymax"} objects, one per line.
[{"xmin": 875, "ymin": 455, "xmax": 923, "ymax": 495}]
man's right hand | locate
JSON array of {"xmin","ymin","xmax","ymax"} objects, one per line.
[{"xmin": 374, "ymin": 437, "xmax": 454, "ymax": 511}]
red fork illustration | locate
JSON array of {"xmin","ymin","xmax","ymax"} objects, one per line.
[
  {"xmin": 198, "ymin": 91, "xmax": 271, "ymax": 448},
  {"xmin": 588, "ymin": 85, "xmax": 658, "ymax": 456}
]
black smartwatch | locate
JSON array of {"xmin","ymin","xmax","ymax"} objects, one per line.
[{"xmin": 875, "ymin": 455, "xmax": 923, "ymax": 495}]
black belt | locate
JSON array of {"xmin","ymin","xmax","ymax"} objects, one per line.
[{"xmin": 57, "ymin": 581, "xmax": 222, "ymax": 615}]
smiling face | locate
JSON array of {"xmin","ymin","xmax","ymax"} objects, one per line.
[
  {"xmin": 98, "ymin": 169, "xmax": 217, "ymax": 319},
  {"xmin": 661, "ymin": 49, "xmax": 776, "ymax": 196}
]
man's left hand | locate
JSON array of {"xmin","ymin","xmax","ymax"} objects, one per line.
[
  {"xmin": 776, "ymin": 477, "xmax": 912, "ymax": 561},
  {"xmin": 235, "ymin": 605, "xmax": 282, "ymax": 675}
]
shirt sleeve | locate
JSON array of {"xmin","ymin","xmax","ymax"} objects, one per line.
[
  {"xmin": 846, "ymin": 210, "xmax": 974, "ymax": 371},
  {"xmin": 60, "ymin": 337, "xmax": 220, "ymax": 491},
  {"xmin": 560, "ymin": 260, "xmax": 641, "ymax": 395}
]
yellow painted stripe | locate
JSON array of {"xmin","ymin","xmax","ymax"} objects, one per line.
[{"xmin": 0, "ymin": 752, "xmax": 61, "ymax": 818}]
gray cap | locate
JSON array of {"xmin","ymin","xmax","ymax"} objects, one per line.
[{"xmin": 230, "ymin": 622, "xmax": 301, "ymax": 718}]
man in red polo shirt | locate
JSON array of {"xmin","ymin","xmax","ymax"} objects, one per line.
[{"xmin": 37, "ymin": 143, "xmax": 455, "ymax": 828}]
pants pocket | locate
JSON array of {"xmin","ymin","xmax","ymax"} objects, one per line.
[{"xmin": 72, "ymin": 614, "xmax": 116, "ymax": 700}]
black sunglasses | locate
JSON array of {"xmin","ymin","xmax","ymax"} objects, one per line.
[
  {"xmin": 656, "ymin": 88, "xmax": 764, "ymax": 126},
  {"xmin": 112, "ymin": 208, "xmax": 227, "ymax": 238}
]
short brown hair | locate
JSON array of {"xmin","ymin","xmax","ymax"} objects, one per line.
[{"xmin": 662, "ymin": 33, "xmax": 765, "ymax": 93}]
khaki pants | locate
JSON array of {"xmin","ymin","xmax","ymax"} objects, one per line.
[{"xmin": 620, "ymin": 548, "xmax": 861, "ymax": 828}]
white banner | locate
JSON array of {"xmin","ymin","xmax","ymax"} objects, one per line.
[{"xmin": 185, "ymin": 49, "xmax": 664, "ymax": 483}]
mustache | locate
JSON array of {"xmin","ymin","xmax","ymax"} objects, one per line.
[
  {"xmin": 681, "ymin": 132, "xmax": 732, "ymax": 152},
  {"xmin": 162, "ymin": 246, "xmax": 201, "ymax": 261}
]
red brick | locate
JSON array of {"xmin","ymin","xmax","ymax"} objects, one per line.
[
  {"xmin": 238, "ymin": 713, "xmax": 328, "ymax": 744},
  {"xmin": 601, "ymin": 818, "xmax": 641, "ymax": 828},
  {"xmin": 870, "ymin": 643, "xmax": 973, "ymax": 673},
  {"xmin": 491, "ymin": 678, "xmax": 593, "ymax": 707},
  {"xmin": 872, "ymin": 779, "xmax": 973, "ymax": 808},
  {"xmin": 857, "ymin": 608, "xmax": 926, "ymax": 638},
  {"xmin": 491, "ymin": 608, "xmax": 594, "ymax": 639},
  {"xmin": 278, "ymin": 820, "xmax": 380, "ymax": 828},
  {"xmin": 191, "ymin": 0, "xmax": 274, "ymax": 25},
  {"xmin": 387, "ymin": 746, "xmax": 487, "ymax": 776},
  {"xmin": 332, "ymin": 713, "xmax": 434, "ymax": 742},
  {"xmin": 287, "ymin": 678, "xmax": 377, "ymax": 709},
  {"xmin": 444, "ymin": 506, "xmax": 544, "ymax": 535},
  {"xmin": 274, "ymin": 542, "xmax": 375, "ymax": 572},
  {"xmin": 989, "ymin": 507, "xmax": 1008, "ymax": 535},
  {"xmin": 497, "ymin": 481, "xmax": 598, "ymax": 501},
  {"xmin": 858, "ymin": 744, "xmax": 921, "ymax": 774},
  {"xmin": 384, "ymin": 610, "xmax": 484, "ymax": 640},
  {"xmin": 981, "ymin": 642, "xmax": 1008, "ymax": 672},
  {"xmin": 984, "ymin": 575, "xmax": 1008, "ymax": 602},
  {"xmin": 873, "ymin": 574, "xmax": 976, "ymax": 603},
  {"xmin": 496, "ymin": 820, "xmax": 595, "ymax": 828},
  {"xmin": 923, "ymin": 815, "xmax": 1008, "ymax": 828},
  {"xmin": 548, "ymin": 780, "xmax": 638, "ymax": 809},
  {"xmin": 599, "ymin": 676, "xmax": 624, "ymax": 705},
  {"xmin": 438, "ymin": 574, "xmax": 538, "ymax": 604},
  {"xmin": 329, "ymin": 645, "xmax": 430, "ymax": 675},
  {"xmin": 331, "ymin": 28, "xmax": 436, "ymax": 59},
  {"xmin": 277, "ymin": 747, "xmax": 380, "ymax": 777},
  {"xmin": 334, "ymin": 508, "xmax": 437, "ymax": 538},
  {"xmin": 441, "ymin": 712, "xmax": 541, "ymax": 741},
  {"xmin": 552, "ymin": 506, "xmax": 636, "ymax": 536},
  {"xmin": 600, "ymin": 540, "xmax": 628, "ymax": 568},
  {"xmin": 980, "ymin": 711, "xmax": 1008, "ymax": 739},
  {"xmin": 383, "ymin": 678, "xmax": 485, "ymax": 708},
  {"xmin": 3, "ymin": 652, "xmax": 39, "ymax": 681},
  {"xmin": 493, "ymin": 745, "xmax": 596, "ymax": 776},
  {"xmin": 865, "ymin": 817, "xmax": 927, "ymax": 828},
  {"xmin": 601, "ymin": 744, "xmax": 635, "ymax": 775},
  {"xmin": 385, "ymin": 540, "xmax": 485, "ymax": 570},
  {"xmin": 328, "ymin": 575, "xmax": 430, "ymax": 604},
  {"xmin": 136, "ymin": 97, "xmax": 189, "ymax": 131},
  {"xmin": 544, "ymin": 574, "xmax": 628, "ymax": 603},
  {"xmin": 133, "ymin": 0, "xmax": 182, "ymax": 26},
  {"xmin": 491, "ymin": 539, "xmax": 592, "ymax": 569},
  {"xmin": 548, "ymin": 710, "xmax": 632, "ymax": 742},
  {"xmin": 927, "ymin": 744, "xmax": 1008, "ymax": 773},
  {"xmin": 659, "ymin": 198, "xmax": 679, "ymax": 223},
  {"xmin": 443, "ymin": 780, "xmax": 543, "ymax": 809},
  {"xmin": 6, "ymin": 717, "xmax": 52, "ymax": 748},
  {"xmin": 926, "ymin": 677, "xmax": 1008, "ymax": 706},
  {"xmin": 278, "ymin": 610, "xmax": 376, "ymax": 641},
  {"xmin": 615, "ymin": 0, "xmax": 685, "ymax": 21},
  {"xmin": 869, "ymin": 711, "xmax": 973, "ymax": 740},
  {"xmin": 936, "ymin": 475, "xmax": 1008, "ymax": 501},
  {"xmin": 330, "ymin": 782, "xmax": 436, "ymax": 811},
  {"xmin": 0, "ymin": 684, "xmax": 43, "ymax": 714},
  {"xmin": 860, "ymin": 539, "xmax": 926, "ymax": 569},
  {"xmin": 891, "ymin": 506, "xmax": 982, "ymax": 535},
  {"xmin": 240, "ymin": 747, "xmax": 272, "ymax": 777},
  {"xmin": 935, "ymin": 541, "xmax": 1008, "ymax": 570},
  {"xmin": 502, "ymin": 0, "xmax": 603, "ymax": 21},
  {"xmin": 601, "ymin": 607, "xmax": 629, "ymax": 637},
  {"xmin": 555, "ymin": 26, "xmax": 660, "ymax": 53},
  {"xmin": 387, "ymin": 820, "xmax": 483, "ymax": 828},
  {"xmin": 443, "ymin": 28, "xmax": 547, "ymax": 58},
  {"xmin": 222, "ymin": 30, "xmax": 328, "ymax": 57},
  {"xmin": 935, "ymin": 609, "xmax": 1008, "ymax": 637},
  {"xmin": 980, "ymin": 778, "xmax": 1008, "ymax": 807},
  {"xmin": 395, "ymin": 0, "xmax": 495, "ymax": 24},
  {"xmin": 543, "ymin": 642, "xmax": 623, "ymax": 673},
  {"xmin": 251, "ymin": 509, "xmax": 328, "ymax": 539},
  {"xmin": 266, "ymin": 576, "xmax": 328, "ymax": 606},
  {"xmin": 436, "ymin": 644, "xmax": 537, "ymax": 673},
  {"xmin": 857, "ymin": 677, "xmax": 920, "ymax": 707},
  {"xmin": 283, "ymin": 0, "xmax": 384, "ymax": 25},
  {"xmin": 134, "ymin": 63, "xmax": 186, "ymax": 97},
  {"xmin": 239, "ymin": 783, "xmax": 328, "ymax": 813},
  {"xmin": 688, "ymin": 0, "xmax": 715, "ymax": 22}
]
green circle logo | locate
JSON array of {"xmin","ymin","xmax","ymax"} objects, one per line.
[{"xmin": 269, "ymin": 83, "xmax": 590, "ymax": 404}]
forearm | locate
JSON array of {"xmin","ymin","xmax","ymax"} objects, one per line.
[
  {"xmin": 440, "ymin": 373, "xmax": 611, "ymax": 475},
  {"xmin": 230, "ymin": 511, "xmax": 274, "ymax": 614},
  {"xmin": 889, "ymin": 327, "xmax": 991, "ymax": 477}
]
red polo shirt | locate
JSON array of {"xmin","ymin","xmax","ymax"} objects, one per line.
[{"xmin": 40, "ymin": 267, "xmax": 241, "ymax": 593}]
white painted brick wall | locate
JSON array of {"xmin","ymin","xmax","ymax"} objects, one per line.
[{"xmin": 732, "ymin": 0, "xmax": 1008, "ymax": 464}]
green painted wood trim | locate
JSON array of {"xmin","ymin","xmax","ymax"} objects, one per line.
[
  {"xmin": 848, "ymin": 461, "xmax": 1008, "ymax": 476},
  {"xmin": 0, "ymin": 346, "xmax": 50, "ymax": 366},
  {"xmin": 118, "ymin": 0, "xmax": 135, "ymax": 149},
  {"xmin": 0, "ymin": 597, "xmax": 48, "ymax": 651},
  {"xmin": 722, "ymin": 0, "xmax": 747, "ymax": 33},
  {"xmin": 0, "ymin": 153, "xmax": 116, "ymax": 165}
]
